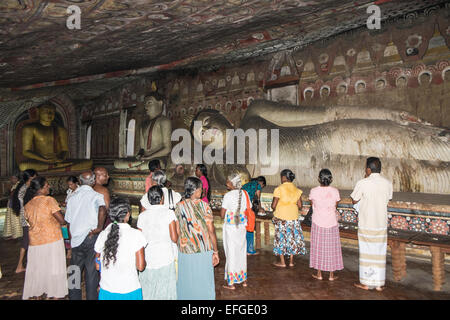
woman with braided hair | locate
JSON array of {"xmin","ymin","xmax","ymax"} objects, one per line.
[
  {"xmin": 220, "ymin": 173, "xmax": 249, "ymax": 290},
  {"xmin": 94, "ymin": 197, "xmax": 147, "ymax": 300}
]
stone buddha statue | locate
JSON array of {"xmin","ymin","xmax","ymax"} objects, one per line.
[
  {"xmin": 18, "ymin": 104, "xmax": 93, "ymax": 172},
  {"xmin": 190, "ymin": 100, "xmax": 450, "ymax": 194},
  {"xmin": 114, "ymin": 93, "xmax": 172, "ymax": 171}
]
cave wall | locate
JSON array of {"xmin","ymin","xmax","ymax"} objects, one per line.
[
  {"xmin": 162, "ymin": 12, "xmax": 449, "ymax": 129},
  {"xmin": 78, "ymin": 11, "xmax": 450, "ymax": 164}
]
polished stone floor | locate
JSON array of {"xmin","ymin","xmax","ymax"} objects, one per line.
[{"xmin": 0, "ymin": 216, "xmax": 449, "ymax": 300}]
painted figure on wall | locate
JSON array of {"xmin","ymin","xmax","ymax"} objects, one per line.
[
  {"xmin": 18, "ymin": 104, "xmax": 92, "ymax": 172},
  {"xmin": 114, "ymin": 92, "xmax": 172, "ymax": 170},
  {"xmin": 190, "ymin": 100, "xmax": 450, "ymax": 194}
]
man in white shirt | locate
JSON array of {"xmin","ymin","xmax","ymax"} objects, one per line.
[
  {"xmin": 65, "ymin": 171, "xmax": 107, "ymax": 300},
  {"xmin": 351, "ymin": 157, "xmax": 393, "ymax": 292}
]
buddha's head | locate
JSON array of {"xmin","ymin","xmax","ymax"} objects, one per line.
[
  {"xmin": 190, "ymin": 109, "xmax": 233, "ymax": 150},
  {"xmin": 419, "ymin": 72, "xmax": 431, "ymax": 87},
  {"xmin": 38, "ymin": 104, "xmax": 56, "ymax": 126},
  {"xmin": 144, "ymin": 93, "xmax": 164, "ymax": 120}
]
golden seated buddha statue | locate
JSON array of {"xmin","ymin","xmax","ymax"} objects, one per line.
[{"xmin": 18, "ymin": 104, "xmax": 92, "ymax": 172}]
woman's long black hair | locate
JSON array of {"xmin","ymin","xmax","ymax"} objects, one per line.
[
  {"xmin": 103, "ymin": 197, "xmax": 130, "ymax": 268},
  {"xmin": 318, "ymin": 169, "xmax": 333, "ymax": 186},
  {"xmin": 196, "ymin": 164, "xmax": 211, "ymax": 201},
  {"xmin": 23, "ymin": 177, "xmax": 47, "ymax": 206},
  {"xmin": 147, "ymin": 186, "xmax": 163, "ymax": 205},
  {"xmin": 11, "ymin": 169, "xmax": 37, "ymax": 216}
]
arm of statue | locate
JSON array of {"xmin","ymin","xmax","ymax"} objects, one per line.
[
  {"xmin": 55, "ymin": 127, "xmax": 69, "ymax": 162},
  {"xmin": 22, "ymin": 126, "xmax": 55, "ymax": 163},
  {"xmin": 141, "ymin": 118, "xmax": 172, "ymax": 160}
]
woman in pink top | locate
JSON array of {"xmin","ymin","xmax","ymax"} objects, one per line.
[
  {"xmin": 308, "ymin": 169, "xmax": 344, "ymax": 281},
  {"xmin": 195, "ymin": 164, "xmax": 210, "ymax": 203}
]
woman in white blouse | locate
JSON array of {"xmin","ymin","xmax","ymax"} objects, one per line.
[
  {"xmin": 94, "ymin": 197, "xmax": 147, "ymax": 300},
  {"xmin": 138, "ymin": 186, "xmax": 178, "ymax": 300}
]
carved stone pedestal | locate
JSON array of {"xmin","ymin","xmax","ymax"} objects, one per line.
[
  {"xmin": 389, "ymin": 240, "xmax": 407, "ymax": 281},
  {"xmin": 430, "ymin": 246, "xmax": 447, "ymax": 291},
  {"xmin": 255, "ymin": 216, "xmax": 272, "ymax": 249}
]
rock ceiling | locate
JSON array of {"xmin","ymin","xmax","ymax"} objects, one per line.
[{"xmin": 1, "ymin": 0, "xmax": 448, "ymax": 92}]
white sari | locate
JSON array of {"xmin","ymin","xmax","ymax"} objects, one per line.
[{"xmin": 222, "ymin": 189, "xmax": 248, "ymax": 285}]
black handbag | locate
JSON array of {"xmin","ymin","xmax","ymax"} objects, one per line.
[
  {"xmin": 168, "ymin": 188, "xmax": 175, "ymax": 211},
  {"xmin": 303, "ymin": 205, "xmax": 313, "ymax": 227}
]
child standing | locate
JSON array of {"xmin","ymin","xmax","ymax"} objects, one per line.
[{"xmin": 308, "ymin": 169, "xmax": 343, "ymax": 281}]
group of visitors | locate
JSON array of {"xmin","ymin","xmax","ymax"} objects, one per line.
[
  {"xmin": 2, "ymin": 154, "xmax": 392, "ymax": 299},
  {"xmin": 268, "ymin": 157, "xmax": 392, "ymax": 292}
]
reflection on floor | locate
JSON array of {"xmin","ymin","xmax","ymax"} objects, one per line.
[{"xmin": 0, "ymin": 216, "xmax": 449, "ymax": 300}]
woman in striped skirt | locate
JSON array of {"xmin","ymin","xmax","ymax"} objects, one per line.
[{"xmin": 308, "ymin": 169, "xmax": 344, "ymax": 281}]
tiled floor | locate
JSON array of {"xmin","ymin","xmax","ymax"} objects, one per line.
[{"xmin": 0, "ymin": 216, "xmax": 449, "ymax": 300}]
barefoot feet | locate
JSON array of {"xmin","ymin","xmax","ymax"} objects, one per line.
[
  {"xmin": 312, "ymin": 274, "xmax": 323, "ymax": 280},
  {"xmin": 273, "ymin": 262, "xmax": 286, "ymax": 268}
]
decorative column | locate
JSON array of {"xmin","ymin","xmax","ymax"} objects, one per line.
[{"xmin": 430, "ymin": 246, "xmax": 445, "ymax": 291}]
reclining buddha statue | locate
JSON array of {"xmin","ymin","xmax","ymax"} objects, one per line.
[
  {"xmin": 190, "ymin": 100, "xmax": 449, "ymax": 194},
  {"xmin": 18, "ymin": 104, "xmax": 92, "ymax": 172}
]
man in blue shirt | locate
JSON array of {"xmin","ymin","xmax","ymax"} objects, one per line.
[{"xmin": 65, "ymin": 171, "xmax": 107, "ymax": 300}]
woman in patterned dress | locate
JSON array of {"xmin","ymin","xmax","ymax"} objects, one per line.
[
  {"xmin": 220, "ymin": 173, "xmax": 248, "ymax": 289},
  {"xmin": 271, "ymin": 169, "xmax": 307, "ymax": 268},
  {"xmin": 174, "ymin": 177, "xmax": 220, "ymax": 300}
]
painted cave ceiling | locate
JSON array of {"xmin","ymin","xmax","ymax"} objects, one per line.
[{"xmin": 0, "ymin": 0, "xmax": 448, "ymax": 97}]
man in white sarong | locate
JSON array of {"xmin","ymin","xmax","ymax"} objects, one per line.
[{"xmin": 350, "ymin": 157, "xmax": 393, "ymax": 291}]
